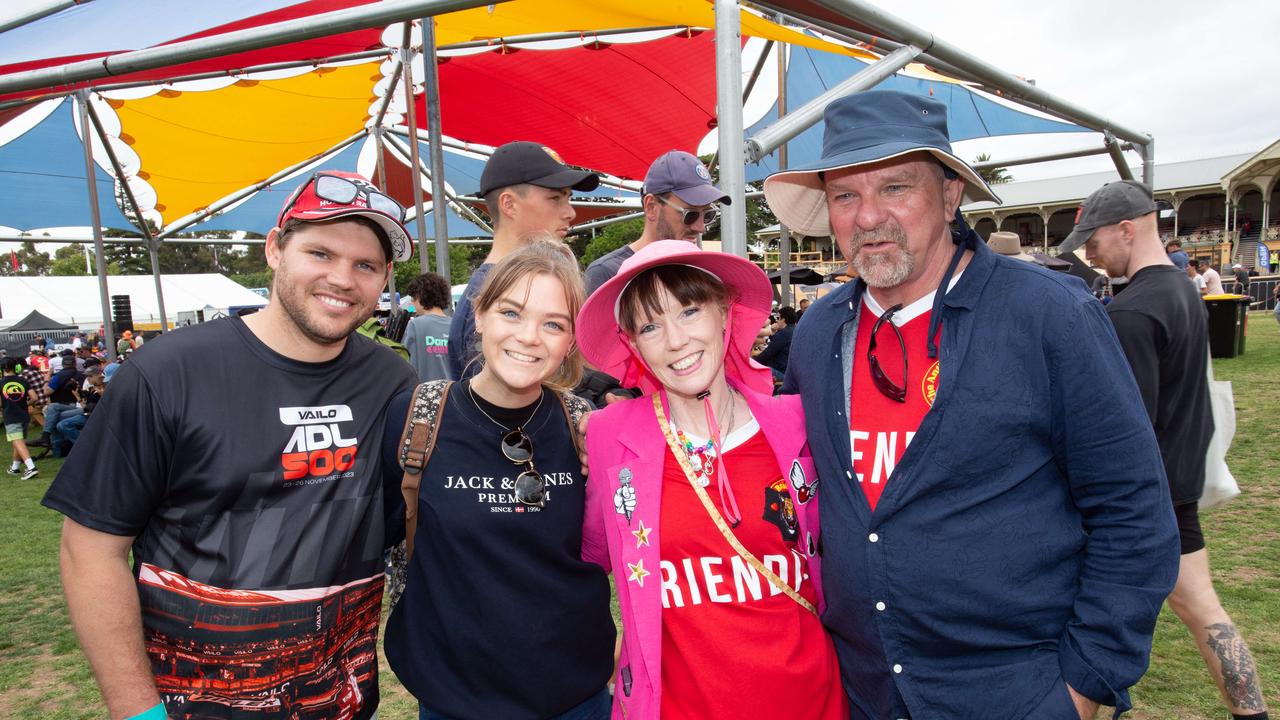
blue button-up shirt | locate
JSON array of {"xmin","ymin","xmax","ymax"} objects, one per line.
[{"xmin": 783, "ymin": 242, "xmax": 1178, "ymax": 719}]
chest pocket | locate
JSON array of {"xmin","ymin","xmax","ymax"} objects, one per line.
[{"xmin": 929, "ymin": 370, "xmax": 1033, "ymax": 478}]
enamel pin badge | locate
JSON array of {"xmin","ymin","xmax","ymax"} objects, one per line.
[{"xmin": 615, "ymin": 467, "xmax": 636, "ymax": 524}]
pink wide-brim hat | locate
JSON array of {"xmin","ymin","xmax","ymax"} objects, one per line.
[{"xmin": 575, "ymin": 239, "xmax": 775, "ymax": 396}]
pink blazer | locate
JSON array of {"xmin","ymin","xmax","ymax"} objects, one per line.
[{"xmin": 582, "ymin": 381, "xmax": 823, "ymax": 719}]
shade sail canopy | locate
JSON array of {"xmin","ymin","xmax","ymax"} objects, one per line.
[
  {"xmin": 744, "ymin": 44, "xmax": 1087, "ymax": 180},
  {"xmin": 0, "ymin": 99, "xmax": 137, "ymax": 231},
  {"xmin": 0, "ymin": 0, "xmax": 1100, "ymax": 240}
]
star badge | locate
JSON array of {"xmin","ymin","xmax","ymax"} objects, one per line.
[
  {"xmin": 627, "ymin": 559, "xmax": 650, "ymax": 587},
  {"xmin": 631, "ymin": 521, "xmax": 652, "ymax": 548}
]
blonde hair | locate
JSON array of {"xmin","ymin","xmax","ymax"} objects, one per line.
[{"xmin": 472, "ymin": 239, "xmax": 586, "ymax": 391}]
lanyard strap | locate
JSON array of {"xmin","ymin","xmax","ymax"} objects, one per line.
[{"xmin": 652, "ymin": 394, "xmax": 817, "ymax": 616}]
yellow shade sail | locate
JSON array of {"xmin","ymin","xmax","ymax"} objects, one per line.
[
  {"xmin": 435, "ymin": 0, "xmax": 878, "ymax": 61},
  {"xmin": 113, "ymin": 63, "xmax": 379, "ymax": 225}
]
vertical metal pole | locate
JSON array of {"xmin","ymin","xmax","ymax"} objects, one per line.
[
  {"xmin": 373, "ymin": 128, "xmax": 400, "ymax": 319},
  {"xmin": 1042, "ymin": 212, "xmax": 1049, "ymax": 253},
  {"xmin": 400, "ymin": 43, "xmax": 431, "ymax": 272},
  {"xmin": 84, "ymin": 96, "xmax": 169, "ymax": 332},
  {"xmin": 714, "ymin": 0, "xmax": 747, "ymax": 257},
  {"xmin": 421, "ymin": 16, "xmax": 453, "ymax": 296},
  {"xmin": 1223, "ymin": 197, "xmax": 1229, "ymax": 249},
  {"xmin": 1172, "ymin": 199, "xmax": 1179, "ymax": 240},
  {"xmin": 76, "ymin": 91, "xmax": 116, "ymax": 361},
  {"xmin": 1141, "ymin": 138, "xmax": 1155, "ymax": 188},
  {"xmin": 776, "ymin": 40, "xmax": 791, "ymax": 306}
]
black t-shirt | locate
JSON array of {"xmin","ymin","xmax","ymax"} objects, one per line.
[
  {"xmin": 2, "ymin": 374, "xmax": 30, "ymax": 424},
  {"xmin": 1106, "ymin": 265, "xmax": 1214, "ymax": 505},
  {"xmin": 47, "ymin": 365, "xmax": 81, "ymax": 404},
  {"xmin": 43, "ymin": 317, "xmax": 416, "ymax": 719},
  {"xmin": 381, "ymin": 381, "xmax": 615, "ymax": 719}
]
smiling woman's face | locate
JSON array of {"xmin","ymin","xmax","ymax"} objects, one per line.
[{"xmin": 627, "ymin": 282, "xmax": 728, "ymax": 401}]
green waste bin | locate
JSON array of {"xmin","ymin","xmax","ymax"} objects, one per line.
[{"xmin": 1204, "ymin": 294, "xmax": 1249, "ymax": 358}]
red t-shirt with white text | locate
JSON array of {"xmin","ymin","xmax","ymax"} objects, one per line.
[
  {"xmin": 659, "ymin": 422, "xmax": 847, "ymax": 720},
  {"xmin": 849, "ymin": 291, "xmax": 942, "ymax": 511}
]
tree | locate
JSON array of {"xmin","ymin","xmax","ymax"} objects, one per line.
[
  {"xmin": 974, "ymin": 153, "xmax": 1013, "ymax": 185},
  {"xmin": 581, "ymin": 217, "xmax": 643, "ymax": 267},
  {"xmin": 0, "ymin": 241, "xmax": 52, "ymax": 276},
  {"xmin": 49, "ymin": 245, "xmax": 93, "ymax": 276},
  {"xmin": 392, "ymin": 244, "xmax": 483, "ymax": 298}
]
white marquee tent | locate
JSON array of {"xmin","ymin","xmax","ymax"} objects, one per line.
[{"xmin": 0, "ymin": 273, "xmax": 266, "ymax": 329}]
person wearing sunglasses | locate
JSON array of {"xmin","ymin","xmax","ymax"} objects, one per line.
[
  {"xmin": 765, "ymin": 90, "xmax": 1179, "ymax": 720},
  {"xmin": 44, "ymin": 170, "xmax": 419, "ymax": 720},
  {"xmin": 576, "ymin": 240, "xmax": 847, "ymax": 720},
  {"xmin": 584, "ymin": 150, "xmax": 729, "ymax": 297},
  {"xmin": 382, "ymin": 239, "xmax": 615, "ymax": 720}
]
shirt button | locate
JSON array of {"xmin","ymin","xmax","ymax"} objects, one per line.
[
  {"xmin": 876, "ymin": 601, "xmax": 886, "ymax": 611},
  {"xmin": 893, "ymin": 664, "xmax": 903, "ymax": 674},
  {"xmin": 868, "ymin": 533, "xmax": 879, "ymax": 543}
]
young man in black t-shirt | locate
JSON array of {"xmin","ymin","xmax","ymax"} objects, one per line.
[
  {"xmin": 44, "ymin": 171, "xmax": 418, "ymax": 720},
  {"xmin": 1064, "ymin": 180, "xmax": 1269, "ymax": 720},
  {"xmin": 3, "ymin": 357, "xmax": 39, "ymax": 479}
]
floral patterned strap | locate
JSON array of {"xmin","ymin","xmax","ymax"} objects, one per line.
[{"xmin": 652, "ymin": 394, "xmax": 816, "ymax": 616}]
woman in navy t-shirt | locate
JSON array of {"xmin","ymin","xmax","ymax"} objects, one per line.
[{"xmin": 383, "ymin": 240, "xmax": 615, "ymax": 720}]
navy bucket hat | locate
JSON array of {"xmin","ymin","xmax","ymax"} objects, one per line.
[{"xmin": 764, "ymin": 90, "xmax": 1000, "ymax": 237}]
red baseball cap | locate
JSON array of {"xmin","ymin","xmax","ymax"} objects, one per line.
[{"xmin": 277, "ymin": 171, "xmax": 413, "ymax": 262}]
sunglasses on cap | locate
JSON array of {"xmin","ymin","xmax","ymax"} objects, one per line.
[
  {"xmin": 655, "ymin": 194, "xmax": 719, "ymax": 226},
  {"xmin": 279, "ymin": 172, "xmax": 406, "ymax": 227}
]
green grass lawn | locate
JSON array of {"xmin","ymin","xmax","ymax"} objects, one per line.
[{"xmin": 2, "ymin": 314, "xmax": 1277, "ymax": 719}]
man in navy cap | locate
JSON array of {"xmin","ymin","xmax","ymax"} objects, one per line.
[
  {"xmin": 449, "ymin": 141, "xmax": 599, "ymax": 378},
  {"xmin": 768, "ymin": 90, "xmax": 1178, "ymax": 719},
  {"xmin": 584, "ymin": 150, "xmax": 729, "ymax": 295}
]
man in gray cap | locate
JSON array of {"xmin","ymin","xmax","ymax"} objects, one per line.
[
  {"xmin": 1064, "ymin": 180, "xmax": 1269, "ymax": 720},
  {"xmin": 769, "ymin": 89, "xmax": 1178, "ymax": 720},
  {"xmin": 584, "ymin": 150, "xmax": 729, "ymax": 295}
]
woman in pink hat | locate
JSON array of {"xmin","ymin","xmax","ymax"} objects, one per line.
[{"xmin": 577, "ymin": 240, "xmax": 847, "ymax": 720}]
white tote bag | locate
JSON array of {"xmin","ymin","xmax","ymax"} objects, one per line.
[{"xmin": 1199, "ymin": 353, "xmax": 1240, "ymax": 510}]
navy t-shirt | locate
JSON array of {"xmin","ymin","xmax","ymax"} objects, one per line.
[
  {"xmin": 44, "ymin": 317, "xmax": 416, "ymax": 719},
  {"xmin": 446, "ymin": 263, "xmax": 493, "ymax": 380},
  {"xmin": 381, "ymin": 381, "xmax": 615, "ymax": 718}
]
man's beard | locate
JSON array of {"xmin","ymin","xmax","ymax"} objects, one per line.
[
  {"xmin": 274, "ymin": 267, "xmax": 371, "ymax": 346},
  {"xmin": 656, "ymin": 215, "xmax": 698, "ymax": 243},
  {"xmin": 849, "ymin": 224, "xmax": 914, "ymax": 288}
]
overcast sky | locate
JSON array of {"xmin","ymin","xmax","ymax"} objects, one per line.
[{"xmin": 891, "ymin": 0, "xmax": 1280, "ymax": 180}]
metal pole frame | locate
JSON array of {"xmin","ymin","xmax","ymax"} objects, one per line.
[
  {"xmin": 380, "ymin": 131, "xmax": 494, "ymax": 235},
  {"xmin": 714, "ymin": 0, "xmax": 747, "ymax": 257},
  {"xmin": 746, "ymin": 42, "xmax": 921, "ymax": 164},
  {"xmin": 1103, "ymin": 132, "xmax": 1134, "ymax": 181},
  {"xmin": 421, "ymin": 16, "xmax": 453, "ymax": 293},
  {"xmin": 74, "ymin": 90, "xmax": 116, "ymax": 360},
  {"xmin": 707, "ymin": 37, "xmax": 775, "ymax": 176},
  {"xmin": 0, "ymin": 0, "xmax": 82, "ymax": 35},
  {"xmin": 972, "ymin": 143, "xmax": 1133, "ymax": 171},
  {"xmin": 82, "ymin": 94, "xmax": 170, "ymax": 331},
  {"xmin": 385, "ymin": 125, "xmax": 644, "ymax": 194},
  {"xmin": 370, "ymin": 127, "xmax": 402, "ymax": 320},
  {"xmin": 752, "ymin": 0, "xmax": 1156, "ymax": 185},
  {"xmin": 0, "ymin": 0, "xmax": 505, "ymax": 97},
  {"xmin": 398, "ymin": 35, "xmax": 432, "ymax": 272},
  {"xmin": 756, "ymin": 0, "xmax": 1152, "ymax": 145},
  {"xmin": 776, "ymin": 38, "xmax": 791, "ymax": 307},
  {"xmin": 156, "ymin": 131, "xmax": 367, "ymax": 238}
]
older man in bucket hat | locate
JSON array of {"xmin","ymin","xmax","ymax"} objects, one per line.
[{"xmin": 768, "ymin": 89, "xmax": 1178, "ymax": 719}]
